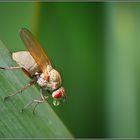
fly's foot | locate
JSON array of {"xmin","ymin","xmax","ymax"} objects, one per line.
[
  {"xmin": 33, "ymin": 109, "xmax": 36, "ymax": 115},
  {"xmin": 20, "ymin": 108, "xmax": 24, "ymax": 113},
  {"xmin": 3, "ymin": 96, "xmax": 10, "ymax": 101},
  {"xmin": 20, "ymin": 108, "xmax": 29, "ymax": 113}
]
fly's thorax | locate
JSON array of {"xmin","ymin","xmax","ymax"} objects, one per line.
[
  {"xmin": 36, "ymin": 73, "xmax": 47, "ymax": 87},
  {"xmin": 37, "ymin": 65, "xmax": 62, "ymax": 91},
  {"xmin": 46, "ymin": 65, "xmax": 53, "ymax": 73}
]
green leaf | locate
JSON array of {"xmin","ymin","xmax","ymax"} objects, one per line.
[{"xmin": 0, "ymin": 40, "xmax": 73, "ymax": 138}]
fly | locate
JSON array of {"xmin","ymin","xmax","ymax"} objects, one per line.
[{"xmin": 0, "ymin": 28, "xmax": 66, "ymax": 114}]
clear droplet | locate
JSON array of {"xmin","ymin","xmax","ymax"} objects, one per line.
[{"xmin": 53, "ymin": 100, "xmax": 60, "ymax": 106}]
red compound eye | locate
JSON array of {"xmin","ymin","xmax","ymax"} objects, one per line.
[{"xmin": 52, "ymin": 90, "xmax": 62, "ymax": 99}]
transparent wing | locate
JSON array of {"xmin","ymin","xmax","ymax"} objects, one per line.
[{"xmin": 19, "ymin": 28, "xmax": 51, "ymax": 73}]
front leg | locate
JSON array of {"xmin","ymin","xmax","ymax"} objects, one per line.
[{"xmin": 21, "ymin": 88, "xmax": 49, "ymax": 114}]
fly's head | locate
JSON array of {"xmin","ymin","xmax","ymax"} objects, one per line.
[
  {"xmin": 32, "ymin": 65, "xmax": 66, "ymax": 107},
  {"xmin": 36, "ymin": 65, "xmax": 66, "ymax": 105},
  {"xmin": 52, "ymin": 87, "xmax": 66, "ymax": 106}
]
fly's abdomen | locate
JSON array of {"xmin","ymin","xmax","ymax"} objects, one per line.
[{"xmin": 12, "ymin": 51, "xmax": 40, "ymax": 76}]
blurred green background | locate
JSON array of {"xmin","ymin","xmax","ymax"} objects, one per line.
[{"xmin": 0, "ymin": 2, "xmax": 140, "ymax": 138}]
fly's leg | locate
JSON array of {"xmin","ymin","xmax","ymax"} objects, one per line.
[
  {"xmin": 20, "ymin": 99, "xmax": 43, "ymax": 113},
  {"xmin": 4, "ymin": 80, "xmax": 35, "ymax": 100},
  {"xmin": 32, "ymin": 102, "xmax": 40, "ymax": 114},
  {"xmin": 1, "ymin": 66, "xmax": 35, "ymax": 100},
  {"xmin": 20, "ymin": 88, "xmax": 49, "ymax": 114},
  {"xmin": 32, "ymin": 88, "xmax": 49, "ymax": 114},
  {"xmin": 20, "ymin": 98, "xmax": 47, "ymax": 114},
  {"xmin": 32, "ymin": 96, "xmax": 49, "ymax": 114},
  {"xmin": 0, "ymin": 66, "xmax": 22, "ymax": 70}
]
